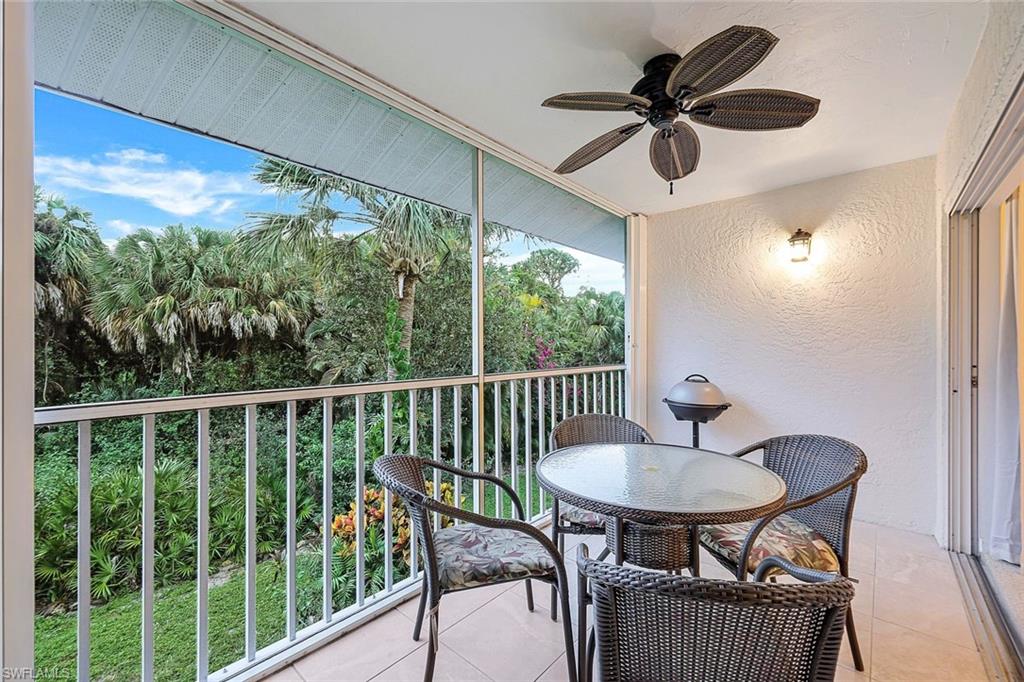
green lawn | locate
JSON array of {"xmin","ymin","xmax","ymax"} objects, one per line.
[{"xmin": 37, "ymin": 559, "xmax": 311, "ymax": 681}]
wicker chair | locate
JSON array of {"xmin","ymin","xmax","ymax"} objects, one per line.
[
  {"xmin": 373, "ymin": 454, "xmax": 577, "ymax": 682},
  {"xmin": 699, "ymin": 435, "xmax": 868, "ymax": 671},
  {"xmin": 548, "ymin": 414, "xmax": 698, "ymax": 615},
  {"xmin": 576, "ymin": 544, "xmax": 854, "ymax": 682}
]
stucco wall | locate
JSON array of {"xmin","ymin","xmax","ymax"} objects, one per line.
[
  {"xmin": 938, "ymin": 2, "xmax": 1024, "ymax": 208},
  {"xmin": 646, "ymin": 156, "xmax": 937, "ymax": 532}
]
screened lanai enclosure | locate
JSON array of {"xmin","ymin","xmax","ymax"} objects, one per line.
[{"xmin": 30, "ymin": 1, "xmax": 634, "ymax": 680}]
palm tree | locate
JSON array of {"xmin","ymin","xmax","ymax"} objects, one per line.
[
  {"xmin": 33, "ymin": 189, "xmax": 106, "ymax": 400},
  {"xmin": 34, "ymin": 189, "xmax": 105, "ymax": 322},
  {"xmin": 568, "ymin": 289, "xmax": 625, "ymax": 364},
  {"xmin": 243, "ymin": 158, "xmax": 462, "ymax": 379},
  {"xmin": 89, "ymin": 224, "xmax": 315, "ymax": 379}
]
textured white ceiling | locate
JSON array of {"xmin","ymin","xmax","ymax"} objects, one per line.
[{"xmin": 238, "ymin": 1, "xmax": 987, "ymax": 215}]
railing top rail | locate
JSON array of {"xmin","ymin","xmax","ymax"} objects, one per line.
[
  {"xmin": 34, "ymin": 365, "xmax": 626, "ymax": 425},
  {"xmin": 482, "ymin": 364, "xmax": 625, "ymax": 383},
  {"xmin": 34, "ymin": 375, "xmax": 475, "ymax": 426}
]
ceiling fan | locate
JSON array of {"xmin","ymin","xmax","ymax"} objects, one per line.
[{"xmin": 542, "ymin": 25, "xmax": 820, "ymax": 194}]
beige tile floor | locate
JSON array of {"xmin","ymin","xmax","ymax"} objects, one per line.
[{"xmin": 264, "ymin": 522, "xmax": 987, "ymax": 682}]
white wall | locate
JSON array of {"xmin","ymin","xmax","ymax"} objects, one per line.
[
  {"xmin": 938, "ymin": 2, "xmax": 1024, "ymax": 208},
  {"xmin": 646, "ymin": 156, "xmax": 937, "ymax": 533}
]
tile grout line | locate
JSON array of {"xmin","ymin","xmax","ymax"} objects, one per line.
[
  {"xmin": 533, "ymin": 654, "xmax": 563, "ymax": 682},
  {"xmin": 368, "ymin": 642, "xmax": 496, "ymax": 682},
  {"xmin": 442, "ymin": 642, "xmax": 497, "ymax": 681}
]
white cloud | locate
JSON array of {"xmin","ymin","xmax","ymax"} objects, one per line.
[
  {"xmin": 35, "ymin": 152, "xmax": 259, "ymax": 218},
  {"xmin": 211, "ymin": 199, "xmax": 236, "ymax": 216},
  {"xmin": 107, "ymin": 219, "xmax": 134, "ymax": 234},
  {"xmin": 106, "ymin": 219, "xmax": 162, "ymax": 235},
  {"xmin": 105, "ymin": 148, "xmax": 167, "ymax": 164}
]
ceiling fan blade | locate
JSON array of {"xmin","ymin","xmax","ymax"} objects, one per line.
[
  {"xmin": 689, "ymin": 89, "xmax": 820, "ymax": 130},
  {"xmin": 666, "ymin": 25, "xmax": 778, "ymax": 99},
  {"xmin": 554, "ymin": 122, "xmax": 645, "ymax": 174},
  {"xmin": 542, "ymin": 92, "xmax": 652, "ymax": 112},
  {"xmin": 649, "ymin": 122, "xmax": 700, "ymax": 182}
]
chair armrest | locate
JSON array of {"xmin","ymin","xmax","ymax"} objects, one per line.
[
  {"xmin": 417, "ymin": 458, "xmax": 528, "ymax": 521},
  {"xmin": 753, "ymin": 556, "xmax": 841, "ymax": 584},
  {"xmin": 730, "ymin": 440, "xmax": 768, "ymax": 458}
]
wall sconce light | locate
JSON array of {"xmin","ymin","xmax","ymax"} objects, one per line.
[{"xmin": 788, "ymin": 229, "xmax": 813, "ymax": 262}]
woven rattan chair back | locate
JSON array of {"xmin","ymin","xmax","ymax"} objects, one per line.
[
  {"xmin": 580, "ymin": 554, "xmax": 853, "ymax": 682},
  {"xmin": 372, "ymin": 454, "xmax": 439, "ymax": 583},
  {"xmin": 758, "ymin": 435, "xmax": 867, "ymax": 561},
  {"xmin": 550, "ymin": 414, "xmax": 653, "ymax": 451}
]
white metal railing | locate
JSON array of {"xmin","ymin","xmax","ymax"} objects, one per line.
[{"xmin": 33, "ymin": 364, "xmax": 625, "ymax": 681}]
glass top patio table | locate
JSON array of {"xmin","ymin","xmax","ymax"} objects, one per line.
[{"xmin": 536, "ymin": 442, "xmax": 787, "ymax": 526}]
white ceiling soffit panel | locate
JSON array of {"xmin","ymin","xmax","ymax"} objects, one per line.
[{"xmin": 32, "ymin": 0, "xmax": 625, "ymax": 262}]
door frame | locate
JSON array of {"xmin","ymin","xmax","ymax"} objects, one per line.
[{"xmin": 947, "ymin": 74, "xmax": 1024, "ymax": 552}]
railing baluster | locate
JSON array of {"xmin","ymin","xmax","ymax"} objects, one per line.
[
  {"xmin": 197, "ymin": 410, "xmax": 210, "ymax": 682},
  {"xmin": 583, "ymin": 373, "xmax": 589, "ymax": 413},
  {"xmin": 549, "ymin": 376, "xmax": 556, "ymax": 440},
  {"xmin": 355, "ymin": 395, "xmax": 366, "ymax": 606},
  {"xmin": 286, "ymin": 401, "xmax": 298, "ymax": 640},
  {"xmin": 141, "ymin": 414, "xmax": 155, "ymax": 681},
  {"xmin": 452, "ymin": 386, "xmax": 462, "ymax": 522},
  {"xmin": 614, "ymin": 368, "xmax": 622, "ymax": 417},
  {"xmin": 573, "ymin": 375, "xmax": 579, "ymax": 415},
  {"xmin": 510, "ymin": 381, "xmax": 518, "ymax": 501},
  {"xmin": 561, "ymin": 376, "xmax": 568, "ymax": 422},
  {"xmin": 432, "ymin": 388, "xmax": 442, "ymax": 530},
  {"xmin": 77, "ymin": 421, "xmax": 91, "ymax": 682},
  {"xmin": 537, "ymin": 378, "xmax": 545, "ymax": 515},
  {"xmin": 408, "ymin": 389, "xmax": 418, "ymax": 578},
  {"xmin": 322, "ymin": 398, "xmax": 333, "ymax": 621},
  {"xmin": 493, "ymin": 382, "xmax": 502, "ymax": 519},
  {"xmin": 245, "ymin": 404, "xmax": 257, "ymax": 662},
  {"xmin": 384, "ymin": 393, "xmax": 394, "ymax": 590},
  {"xmin": 602, "ymin": 372, "xmax": 608, "ymax": 414},
  {"xmin": 592, "ymin": 372, "xmax": 598, "ymax": 414},
  {"xmin": 472, "ymin": 382, "xmax": 484, "ymax": 515},
  {"xmin": 525, "ymin": 378, "xmax": 532, "ymax": 516},
  {"xmin": 450, "ymin": 382, "xmax": 462, "ymax": 520}
]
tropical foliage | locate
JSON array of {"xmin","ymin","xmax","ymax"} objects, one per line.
[{"xmin": 33, "ymin": 157, "xmax": 623, "ymax": 677}]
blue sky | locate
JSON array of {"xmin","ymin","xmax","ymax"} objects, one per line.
[
  {"xmin": 34, "ymin": 89, "xmax": 623, "ymax": 292},
  {"xmin": 34, "ymin": 89, "xmax": 295, "ymax": 243}
]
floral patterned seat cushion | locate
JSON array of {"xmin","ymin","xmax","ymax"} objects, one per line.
[
  {"xmin": 700, "ymin": 514, "xmax": 840, "ymax": 577},
  {"xmin": 559, "ymin": 504, "xmax": 604, "ymax": 529},
  {"xmin": 433, "ymin": 524, "xmax": 556, "ymax": 590}
]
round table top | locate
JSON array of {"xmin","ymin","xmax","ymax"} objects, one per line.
[{"xmin": 536, "ymin": 442, "xmax": 787, "ymax": 525}]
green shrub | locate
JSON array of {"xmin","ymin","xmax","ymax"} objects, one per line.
[{"xmin": 34, "ymin": 458, "xmax": 318, "ymax": 609}]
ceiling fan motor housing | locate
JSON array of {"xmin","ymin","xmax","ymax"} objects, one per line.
[{"xmin": 632, "ymin": 53, "xmax": 685, "ymax": 129}]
